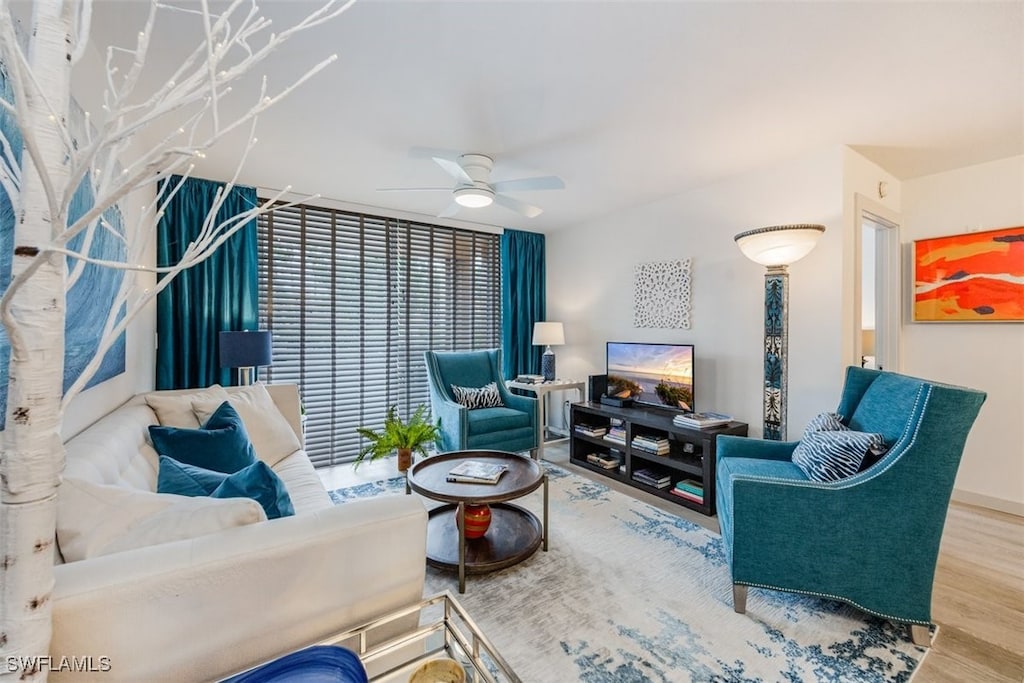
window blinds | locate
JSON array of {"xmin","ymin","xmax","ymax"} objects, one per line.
[{"xmin": 257, "ymin": 203, "xmax": 501, "ymax": 467}]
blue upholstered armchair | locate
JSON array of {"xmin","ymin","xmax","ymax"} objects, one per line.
[
  {"xmin": 424, "ymin": 349, "xmax": 539, "ymax": 457},
  {"xmin": 716, "ymin": 367, "xmax": 985, "ymax": 645}
]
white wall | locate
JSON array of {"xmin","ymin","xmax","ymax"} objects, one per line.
[
  {"xmin": 547, "ymin": 146, "xmax": 846, "ymax": 438},
  {"xmin": 901, "ymin": 155, "xmax": 1024, "ymax": 515}
]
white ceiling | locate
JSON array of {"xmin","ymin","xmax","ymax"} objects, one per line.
[{"xmin": 85, "ymin": 0, "xmax": 1024, "ymax": 233}]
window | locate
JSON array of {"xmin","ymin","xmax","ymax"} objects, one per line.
[{"xmin": 257, "ymin": 203, "xmax": 501, "ymax": 467}]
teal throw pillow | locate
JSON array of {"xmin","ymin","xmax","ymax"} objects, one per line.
[
  {"xmin": 149, "ymin": 401, "xmax": 256, "ymax": 474},
  {"xmin": 157, "ymin": 455, "xmax": 228, "ymax": 496},
  {"xmin": 211, "ymin": 461, "xmax": 295, "ymax": 520},
  {"xmin": 157, "ymin": 455, "xmax": 294, "ymax": 520}
]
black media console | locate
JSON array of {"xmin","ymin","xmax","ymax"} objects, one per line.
[{"xmin": 569, "ymin": 401, "xmax": 748, "ymax": 516}]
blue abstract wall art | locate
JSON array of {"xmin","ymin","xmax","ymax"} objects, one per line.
[{"xmin": 0, "ymin": 61, "xmax": 127, "ymax": 429}]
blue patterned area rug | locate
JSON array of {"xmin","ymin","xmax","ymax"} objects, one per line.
[{"xmin": 331, "ymin": 464, "xmax": 927, "ymax": 682}]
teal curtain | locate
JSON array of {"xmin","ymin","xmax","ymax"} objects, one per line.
[
  {"xmin": 500, "ymin": 229, "xmax": 545, "ymax": 379},
  {"xmin": 156, "ymin": 176, "xmax": 258, "ymax": 389}
]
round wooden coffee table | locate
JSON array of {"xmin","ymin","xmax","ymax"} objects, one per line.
[{"xmin": 407, "ymin": 450, "xmax": 549, "ymax": 593}]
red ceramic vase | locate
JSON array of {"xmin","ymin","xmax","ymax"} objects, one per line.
[{"xmin": 457, "ymin": 504, "xmax": 492, "ymax": 539}]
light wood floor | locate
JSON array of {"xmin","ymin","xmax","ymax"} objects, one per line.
[{"xmin": 320, "ymin": 443, "xmax": 1024, "ymax": 682}]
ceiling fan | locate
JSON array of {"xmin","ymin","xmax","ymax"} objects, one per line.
[{"xmin": 378, "ymin": 153, "xmax": 564, "ymax": 219}]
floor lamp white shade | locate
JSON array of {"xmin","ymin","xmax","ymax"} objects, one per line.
[
  {"xmin": 734, "ymin": 224, "xmax": 825, "ymax": 268},
  {"xmin": 532, "ymin": 322, "xmax": 564, "ymax": 381},
  {"xmin": 734, "ymin": 224, "xmax": 825, "ymax": 440}
]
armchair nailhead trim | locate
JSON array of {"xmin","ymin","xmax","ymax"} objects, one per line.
[{"xmin": 734, "ymin": 581, "xmax": 932, "ymax": 628}]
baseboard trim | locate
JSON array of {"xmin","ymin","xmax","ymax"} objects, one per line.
[{"xmin": 951, "ymin": 488, "xmax": 1024, "ymax": 517}]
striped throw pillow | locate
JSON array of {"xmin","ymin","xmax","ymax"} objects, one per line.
[
  {"xmin": 792, "ymin": 429, "xmax": 886, "ymax": 482},
  {"xmin": 804, "ymin": 411, "xmax": 847, "ymax": 435},
  {"xmin": 450, "ymin": 382, "xmax": 504, "ymax": 409}
]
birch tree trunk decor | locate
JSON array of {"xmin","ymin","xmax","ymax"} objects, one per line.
[{"xmin": 0, "ymin": 1, "xmax": 352, "ymax": 678}]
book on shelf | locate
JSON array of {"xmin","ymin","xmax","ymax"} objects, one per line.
[
  {"xmin": 574, "ymin": 423, "xmax": 608, "ymax": 437},
  {"xmin": 633, "ymin": 466, "xmax": 670, "ymax": 481},
  {"xmin": 603, "ymin": 426, "xmax": 627, "ymax": 445},
  {"xmin": 632, "ymin": 435, "xmax": 669, "ymax": 446},
  {"xmin": 633, "ymin": 446, "xmax": 670, "ymax": 456},
  {"xmin": 446, "ymin": 460, "xmax": 509, "ymax": 484},
  {"xmin": 632, "ymin": 474, "xmax": 672, "ymax": 489},
  {"xmin": 632, "ymin": 444, "xmax": 670, "ymax": 453},
  {"xmin": 631, "ymin": 435, "xmax": 670, "ymax": 455},
  {"xmin": 632, "ymin": 468, "xmax": 671, "ymax": 487},
  {"xmin": 669, "ymin": 488, "xmax": 704, "ymax": 504},
  {"xmin": 586, "ymin": 452, "xmax": 621, "ymax": 470},
  {"xmin": 673, "ymin": 411, "xmax": 733, "ymax": 429},
  {"xmin": 675, "ymin": 479, "xmax": 704, "ymax": 496},
  {"xmin": 633, "ymin": 473, "xmax": 671, "ymax": 486}
]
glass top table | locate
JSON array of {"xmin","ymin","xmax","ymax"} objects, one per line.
[{"xmin": 320, "ymin": 592, "xmax": 520, "ymax": 683}]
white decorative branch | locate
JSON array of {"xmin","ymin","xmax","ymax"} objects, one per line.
[
  {"xmin": 0, "ymin": 127, "xmax": 21, "ymax": 212},
  {"xmin": 61, "ymin": 186, "xmax": 309, "ymax": 407},
  {"xmin": 50, "ymin": 189, "xmax": 308, "ymax": 275}
]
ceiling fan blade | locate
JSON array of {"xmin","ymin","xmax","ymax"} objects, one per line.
[
  {"xmin": 376, "ymin": 187, "xmax": 451, "ymax": 192},
  {"xmin": 432, "ymin": 157, "xmax": 472, "ymax": 184},
  {"xmin": 494, "ymin": 193, "xmax": 543, "ymax": 218},
  {"xmin": 491, "ymin": 176, "xmax": 565, "ymax": 193},
  {"xmin": 437, "ymin": 202, "xmax": 461, "ymax": 218}
]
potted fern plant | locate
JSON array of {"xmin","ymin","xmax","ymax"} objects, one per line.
[{"xmin": 355, "ymin": 404, "xmax": 440, "ymax": 472}]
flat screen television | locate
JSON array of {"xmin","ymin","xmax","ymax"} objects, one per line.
[{"xmin": 606, "ymin": 342, "xmax": 695, "ymax": 412}]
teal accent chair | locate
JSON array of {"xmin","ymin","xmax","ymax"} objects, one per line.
[
  {"xmin": 424, "ymin": 349, "xmax": 539, "ymax": 457},
  {"xmin": 716, "ymin": 366, "xmax": 986, "ymax": 646}
]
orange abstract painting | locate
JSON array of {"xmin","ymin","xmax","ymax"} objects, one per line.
[{"xmin": 913, "ymin": 226, "xmax": 1024, "ymax": 322}]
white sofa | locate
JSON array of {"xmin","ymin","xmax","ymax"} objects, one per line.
[{"xmin": 51, "ymin": 383, "xmax": 427, "ymax": 682}]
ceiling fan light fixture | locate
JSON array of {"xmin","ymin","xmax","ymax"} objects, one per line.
[{"xmin": 453, "ymin": 186, "xmax": 494, "ymax": 208}]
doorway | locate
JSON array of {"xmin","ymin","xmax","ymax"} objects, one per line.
[{"xmin": 857, "ymin": 197, "xmax": 901, "ymax": 372}]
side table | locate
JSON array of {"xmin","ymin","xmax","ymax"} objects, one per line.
[
  {"xmin": 407, "ymin": 451, "xmax": 548, "ymax": 594},
  {"xmin": 507, "ymin": 379, "xmax": 585, "ymax": 461}
]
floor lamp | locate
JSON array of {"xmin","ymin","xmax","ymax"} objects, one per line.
[{"xmin": 734, "ymin": 224, "xmax": 825, "ymax": 440}]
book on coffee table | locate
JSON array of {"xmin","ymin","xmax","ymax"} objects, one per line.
[{"xmin": 446, "ymin": 460, "xmax": 509, "ymax": 484}]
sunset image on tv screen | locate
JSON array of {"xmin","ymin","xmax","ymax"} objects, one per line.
[{"xmin": 606, "ymin": 343, "xmax": 693, "ymax": 411}]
